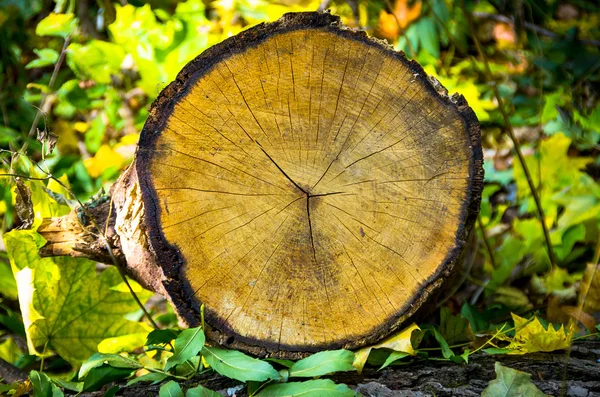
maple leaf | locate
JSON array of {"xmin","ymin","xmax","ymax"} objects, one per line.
[{"xmin": 505, "ymin": 314, "xmax": 572, "ymax": 355}]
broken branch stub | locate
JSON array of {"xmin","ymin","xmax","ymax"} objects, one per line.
[{"xmin": 40, "ymin": 12, "xmax": 483, "ymax": 357}]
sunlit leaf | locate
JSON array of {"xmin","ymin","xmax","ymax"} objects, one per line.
[
  {"xmin": 36, "ymin": 13, "xmax": 77, "ymax": 38},
  {"xmin": 481, "ymin": 362, "xmax": 547, "ymax": 397},
  {"xmin": 201, "ymin": 346, "xmax": 280, "ymax": 382},
  {"xmin": 505, "ymin": 314, "xmax": 572, "ymax": 354},
  {"xmin": 79, "ymin": 353, "xmax": 142, "ymax": 379},
  {"xmin": 165, "ymin": 327, "xmax": 205, "ymax": 371},
  {"xmin": 25, "ymin": 49, "xmax": 59, "ymax": 69},
  {"xmin": 288, "ymin": 350, "xmax": 355, "ymax": 378},
  {"xmin": 255, "ymin": 379, "xmax": 355, "ymax": 397},
  {"xmin": 353, "ymin": 323, "xmax": 419, "ymax": 373},
  {"xmin": 4, "ymin": 228, "xmax": 151, "ymax": 364}
]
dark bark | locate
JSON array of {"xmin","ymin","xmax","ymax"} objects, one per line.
[{"xmin": 80, "ymin": 341, "xmax": 600, "ymax": 397}]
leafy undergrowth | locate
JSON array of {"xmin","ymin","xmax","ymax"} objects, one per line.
[{"xmin": 1, "ymin": 0, "xmax": 600, "ymax": 396}]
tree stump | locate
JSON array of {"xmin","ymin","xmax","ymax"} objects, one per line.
[{"xmin": 39, "ymin": 12, "xmax": 483, "ymax": 357}]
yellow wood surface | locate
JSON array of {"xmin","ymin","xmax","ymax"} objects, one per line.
[{"xmin": 146, "ymin": 29, "xmax": 474, "ymax": 350}]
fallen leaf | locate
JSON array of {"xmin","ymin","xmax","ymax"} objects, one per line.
[
  {"xmin": 353, "ymin": 323, "xmax": 419, "ymax": 373},
  {"xmin": 505, "ymin": 314, "xmax": 572, "ymax": 354},
  {"xmin": 482, "ymin": 362, "xmax": 547, "ymax": 397}
]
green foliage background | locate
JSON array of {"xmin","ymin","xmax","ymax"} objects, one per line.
[{"xmin": 0, "ymin": 0, "xmax": 599, "ymax": 395}]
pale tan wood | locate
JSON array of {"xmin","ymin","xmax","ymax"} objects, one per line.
[{"xmin": 136, "ymin": 13, "xmax": 482, "ymax": 353}]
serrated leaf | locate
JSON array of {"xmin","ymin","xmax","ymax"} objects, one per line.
[
  {"xmin": 288, "ymin": 350, "xmax": 355, "ymax": 378},
  {"xmin": 481, "ymin": 362, "xmax": 547, "ymax": 397},
  {"xmin": 201, "ymin": 346, "xmax": 280, "ymax": 382},
  {"xmin": 81, "ymin": 364, "xmax": 134, "ymax": 392},
  {"xmin": 4, "ymin": 228, "xmax": 152, "ymax": 364},
  {"xmin": 186, "ymin": 384, "xmax": 222, "ymax": 397},
  {"xmin": 36, "ymin": 13, "xmax": 77, "ymax": 38},
  {"xmin": 353, "ymin": 323, "xmax": 419, "ymax": 373},
  {"xmin": 79, "ymin": 353, "xmax": 142, "ymax": 379},
  {"xmin": 26, "ymin": 49, "xmax": 59, "ymax": 69},
  {"xmin": 160, "ymin": 380, "xmax": 184, "ymax": 397},
  {"xmin": 165, "ymin": 327, "xmax": 205, "ymax": 371},
  {"xmin": 256, "ymin": 379, "xmax": 355, "ymax": 397},
  {"xmin": 505, "ymin": 314, "xmax": 572, "ymax": 354}
]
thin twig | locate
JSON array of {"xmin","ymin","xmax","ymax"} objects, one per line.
[
  {"xmin": 460, "ymin": 1, "xmax": 558, "ymax": 270},
  {"xmin": 477, "ymin": 215, "xmax": 497, "ymax": 270},
  {"xmin": 11, "ymin": 35, "xmax": 70, "ymax": 169}
]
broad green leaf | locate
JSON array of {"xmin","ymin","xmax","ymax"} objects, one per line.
[
  {"xmin": 165, "ymin": 327, "xmax": 205, "ymax": 371},
  {"xmin": 186, "ymin": 384, "xmax": 221, "ymax": 397},
  {"xmin": 353, "ymin": 323, "xmax": 419, "ymax": 373},
  {"xmin": 4, "ymin": 228, "xmax": 152, "ymax": 364},
  {"xmin": 288, "ymin": 350, "xmax": 355, "ymax": 378},
  {"xmin": 25, "ymin": 48, "xmax": 59, "ymax": 69},
  {"xmin": 440, "ymin": 307, "xmax": 475, "ymax": 345},
  {"xmin": 146, "ymin": 329, "xmax": 180, "ymax": 346},
  {"xmin": 98, "ymin": 331, "xmax": 151, "ymax": 355},
  {"xmin": 461, "ymin": 303, "xmax": 489, "ymax": 333},
  {"xmin": 504, "ymin": 314, "xmax": 572, "ymax": 354},
  {"xmin": 30, "ymin": 370, "xmax": 64, "ymax": 397},
  {"xmin": 202, "ymin": 346, "xmax": 280, "ymax": 382},
  {"xmin": 256, "ymin": 379, "xmax": 355, "ymax": 397},
  {"xmin": 103, "ymin": 386, "xmax": 120, "ymax": 397},
  {"xmin": 379, "ymin": 351, "xmax": 410, "ymax": 370},
  {"xmin": 265, "ymin": 358, "xmax": 295, "ymax": 368},
  {"xmin": 82, "ymin": 364, "xmax": 134, "ymax": 392},
  {"xmin": 36, "ymin": 13, "xmax": 77, "ymax": 38},
  {"xmin": 126, "ymin": 372, "xmax": 169, "ymax": 386},
  {"xmin": 160, "ymin": 380, "xmax": 184, "ymax": 397},
  {"xmin": 481, "ymin": 362, "xmax": 547, "ymax": 397},
  {"xmin": 79, "ymin": 353, "xmax": 142, "ymax": 379}
]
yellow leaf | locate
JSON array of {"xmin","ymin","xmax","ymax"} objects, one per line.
[
  {"xmin": 353, "ymin": 323, "xmax": 419, "ymax": 373},
  {"xmin": 98, "ymin": 328, "xmax": 152, "ymax": 354},
  {"xmin": 84, "ymin": 144, "xmax": 125, "ymax": 178},
  {"xmin": 506, "ymin": 314, "xmax": 572, "ymax": 354}
]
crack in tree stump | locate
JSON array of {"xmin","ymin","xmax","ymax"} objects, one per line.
[{"xmin": 39, "ymin": 11, "xmax": 484, "ymax": 357}]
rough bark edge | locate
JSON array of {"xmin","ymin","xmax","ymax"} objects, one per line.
[{"xmin": 135, "ymin": 11, "xmax": 484, "ymax": 357}]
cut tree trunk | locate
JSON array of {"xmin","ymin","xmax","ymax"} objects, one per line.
[{"xmin": 38, "ymin": 12, "xmax": 484, "ymax": 358}]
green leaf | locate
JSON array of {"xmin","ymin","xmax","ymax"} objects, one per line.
[
  {"xmin": 103, "ymin": 386, "xmax": 120, "ymax": 397},
  {"xmin": 481, "ymin": 362, "xmax": 547, "ymax": 397},
  {"xmin": 82, "ymin": 364, "xmax": 134, "ymax": 392},
  {"xmin": 30, "ymin": 370, "xmax": 64, "ymax": 397},
  {"xmin": 4, "ymin": 227, "xmax": 152, "ymax": 364},
  {"xmin": 186, "ymin": 384, "xmax": 222, "ymax": 397},
  {"xmin": 379, "ymin": 351, "xmax": 410, "ymax": 370},
  {"xmin": 461, "ymin": 303, "xmax": 490, "ymax": 333},
  {"xmin": 415, "ymin": 17, "xmax": 439, "ymax": 58},
  {"xmin": 202, "ymin": 346, "xmax": 280, "ymax": 382},
  {"xmin": 147, "ymin": 329, "xmax": 180, "ymax": 346},
  {"xmin": 255, "ymin": 379, "xmax": 355, "ymax": 397},
  {"xmin": 159, "ymin": 380, "xmax": 184, "ymax": 397},
  {"xmin": 288, "ymin": 350, "xmax": 355, "ymax": 378},
  {"xmin": 440, "ymin": 307, "xmax": 475, "ymax": 345},
  {"xmin": 165, "ymin": 327, "xmax": 205, "ymax": 371},
  {"xmin": 126, "ymin": 372, "xmax": 169, "ymax": 386},
  {"xmin": 430, "ymin": 328, "xmax": 467, "ymax": 363},
  {"xmin": 79, "ymin": 353, "xmax": 142, "ymax": 379},
  {"xmin": 36, "ymin": 13, "xmax": 77, "ymax": 38},
  {"xmin": 25, "ymin": 48, "xmax": 59, "ymax": 69}
]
